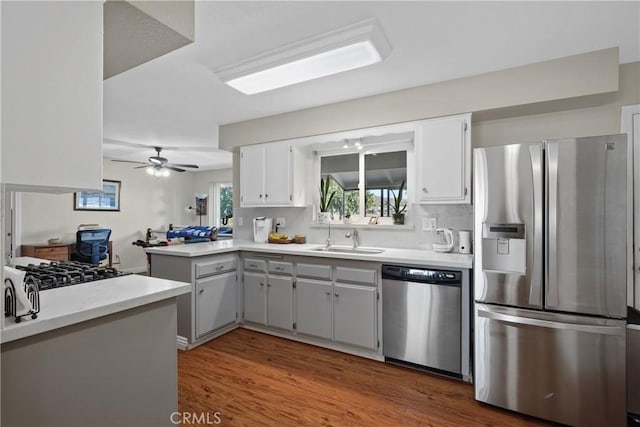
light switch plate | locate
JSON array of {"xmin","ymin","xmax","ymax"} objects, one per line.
[
  {"xmin": 423, "ymin": 217, "xmax": 437, "ymax": 231},
  {"xmin": 276, "ymin": 217, "xmax": 286, "ymax": 228},
  {"xmin": 237, "ymin": 217, "xmax": 244, "ymax": 227}
]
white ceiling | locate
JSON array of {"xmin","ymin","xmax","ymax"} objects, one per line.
[{"xmin": 103, "ymin": 1, "xmax": 640, "ymax": 171}]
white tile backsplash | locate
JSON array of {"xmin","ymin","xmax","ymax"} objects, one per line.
[{"xmin": 235, "ymin": 203, "xmax": 473, "ymax": 252}]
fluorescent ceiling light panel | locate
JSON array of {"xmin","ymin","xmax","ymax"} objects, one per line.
[{"xmin": 215, "ymin": 18, "xmax": 391, "ymax": 95}]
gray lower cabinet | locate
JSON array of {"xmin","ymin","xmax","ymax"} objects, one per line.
[
  {"xmin": 267, "ymin": 275, "xmax": 293, "ymax": 331},
  {"xmin": 241, "ymin": 254, "xmax": 380, "ymax": 355},
  {"xmin": 149, "ymin": 253, "xmax": 239, "ymax": 348},
  {"xmin": 296, "ymin": 264, "xmax": 378, "ymax": 351},
  {"xmin": 333, "ymin": 283, "xmax": 377, "ymax": 350},
  {"xmin": 295, "ymin": 279, "xmax": 333, "ymax": 340},
  {"xmin": 243, "ymin": 270, "xmax": 293, "ymax": 331},
  {"xmin": 243, "ymin": 271, "xmax": 266, "ymax": 324},
  {"xmin": 196, "ymin": 271, "xmax": 237, "ymax": 338}
]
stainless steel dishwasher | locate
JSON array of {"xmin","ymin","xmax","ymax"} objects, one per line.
[{"xmin": 382, "ymin": 264, "xmax": 462, "ymax": 377}]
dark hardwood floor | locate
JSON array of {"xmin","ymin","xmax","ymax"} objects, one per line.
[{"xmin": 178, "ymin": 328, "xmax": 550, "ymax": 426}]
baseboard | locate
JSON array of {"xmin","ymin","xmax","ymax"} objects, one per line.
[
  {"xmin": 240, "ymin": 323, "xmax": 384, "ymax": 362},
  {"xmin": 176, "ymin": 335, "xmax": 189, "ymax": 351},
  {"xmin": 176, "ymin": 324, "xmax": 240, "ymax": 351}
]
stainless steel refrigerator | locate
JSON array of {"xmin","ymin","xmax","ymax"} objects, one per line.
[{"xmin": 473, "ymin": 135, "xmax": 628, "ymax": 426}]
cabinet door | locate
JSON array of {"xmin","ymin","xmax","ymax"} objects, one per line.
[
  {"xmin": 417, "ymin": 114, "xmax": 470, "ymax": 203},
  {"xmin": 266, "ymin": 275, "xmax": 293, "ymax": 331},
  {"xmin": 196, "ymin": 272, "xmax": 237, "ymax": 338},
  {"xmin": 243, "ymin": 272, "xmax": 266, "ymax": 325},
  {"xmin": 240, "ymin": 145, "xmax": 265, "ymax": 206},
  {"xmin": 333, "ymin": 284, "xmax": 377, "ymax": 350},
  {"xmin": 295, "ymin": 279, "xmax": 333, "ymax": 340},
  {"xmin": 2, "ymin": 2, "xmax": 103, "ymax": 191},
  {"xmin": 263, "ymin": 141, "xmax": 291, "ymax": 205}
]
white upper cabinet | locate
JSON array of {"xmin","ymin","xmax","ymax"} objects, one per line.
[
  {"xmin": 263, "ymin": 142, "xmax": 291, "ymax": 204},
  {"xmin": 1, "ymin": 2, "xmax": 103, "ymax": 192},
  {"xmin": 239, "ymin": 145, "xmax": 265, "ymax": 206},
  {"xmin": 240, "ymin": 140, "xmax": 307, "ymax": 207},
  {"xmin": 415, "ymin": 113, "xmax": 471, "ymax": 204}
]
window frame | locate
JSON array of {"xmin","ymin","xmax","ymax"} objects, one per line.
[
  {"xmin": 211, "ymin": 182, "xmax": 233, "ymax": 228},
  {"xmin": 318, "ymin": 140, "xmax": 412, "ymax": 222}
]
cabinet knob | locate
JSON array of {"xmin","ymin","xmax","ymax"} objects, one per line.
[
  {"xmin": 265, "ymin": 194, "xmax": 269, "ymax": 198},
  {"xmin": 334, "ymin": 293, "xmax": 339, "ymax": 298},
  {"xmin": 422, "ymin": 187, "xmax": 428, "ymax": 193},
  {"xmin": 260, "ymin": 282, "xmax": 264, "ymax": 287},
  {"xmin": 199, "ymin": 289, "xmax": 204, "ymax": 294},
  {"xmin": 259, "ymin": 194, "xmax": 263, "ymax": 198},
  {"xmin": 267, "ymin": 283, "xmax": 271, "ymax": 287},
  {"xmin": 215, "ymin": 265, "xmax": 224, "ymax": 271},
  {"xmin": 325, "ymin": 291, "xmax": 331, "ymax": 296}
]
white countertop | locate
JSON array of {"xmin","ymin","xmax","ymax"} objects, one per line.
[
  {"xmin": 1, "ymin": 275, "xmax": 191, "ymax": 344},
  {"xmin": 145, "ymin": 239, "xmax": 473, "ymax": 269}
]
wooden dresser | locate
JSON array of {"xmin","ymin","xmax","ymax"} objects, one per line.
[{"xmin": 21, "ymin": 242, "xmax": 113, "ymax": 266}]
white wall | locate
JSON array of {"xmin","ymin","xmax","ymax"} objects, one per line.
[
  {"xmin": 219, "ymin": 48, "xmax": 620, "ymax": 149},
  {"xmin": 19, "ymin": 160, "xmax": 197, "ymax": 272}
]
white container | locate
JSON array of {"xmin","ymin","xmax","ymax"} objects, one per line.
[
  {"xmin": 459, "ymin": 230, "xmax": 472, "ymax": 254},
  {"xmin": 253, "ymin": 217, "xmax": 273, "ymax": 242}
]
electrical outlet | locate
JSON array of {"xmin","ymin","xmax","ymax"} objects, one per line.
[
  {"xmin": 237, "ymin": 217, "xmax": 244, "ymax": 227},
  {"xmin": 423, "ymin": 217, "xmax": 437, "ymax": 231},
  {"xmin": 276, "ymin": 217, "xmax": 286, "ymax": 228}
]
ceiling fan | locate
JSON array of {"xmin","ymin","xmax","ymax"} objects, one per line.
[{"xmin": 112, "ymin": 146, "xmax": 199, "ymax": 176}]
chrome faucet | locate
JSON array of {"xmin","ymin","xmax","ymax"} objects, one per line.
[
  {"xmin": 345, "ymin": 228, "xmax": 359, "ymax": 249},
  {"xmin": 325, "ymin": 221, "xmax": 332, "ymax": 248}
]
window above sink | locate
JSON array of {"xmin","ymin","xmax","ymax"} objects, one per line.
[{"xmin": 315, "ymin": 131, "xmax": 413, "ymax": 224}]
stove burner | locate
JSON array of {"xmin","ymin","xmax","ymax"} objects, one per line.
[{"xmin": 16, "ymin": 261, "xmax": 132, "ymax": 291}]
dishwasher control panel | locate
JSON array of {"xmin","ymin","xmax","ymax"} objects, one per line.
[{"xmin": 382, "ymin": 265, "xmax": 461, "ymax": 284}]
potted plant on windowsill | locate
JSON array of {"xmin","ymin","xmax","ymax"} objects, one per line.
[
  {"xmin": 319, "ymin": 176, "xmax": 336, "ymax": 224},
  {"xmin": 390, "ymin": 180, "xmax": 407, "ymax": 225}
]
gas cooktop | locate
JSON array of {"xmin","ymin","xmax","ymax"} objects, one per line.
[{"xmin": 15, "ymin": 261, "xmax": 132, "ymax": 291}]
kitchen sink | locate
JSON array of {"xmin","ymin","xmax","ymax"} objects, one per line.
[{"xmin": 311, "ymin": 246, "xmax": 385, "ymax": 254}]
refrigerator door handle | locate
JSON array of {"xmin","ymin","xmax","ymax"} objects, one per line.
[
  {"xmin": 529, "ymin": 144, "xmax": 543, "ymax": 305},
  {"xmin": 546, "ymin": 142, "xmax": 559, "ymax": 307},
  {"xmin": 477, "ymin": 307, "xmax": 624, "ymax": 336}
]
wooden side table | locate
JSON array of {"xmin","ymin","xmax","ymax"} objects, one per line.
[{"xmin": 21, "ymin": 242, "xmax": 113, "ymax": 266}]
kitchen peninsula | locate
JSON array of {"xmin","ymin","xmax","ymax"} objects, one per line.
[{"xmin": 1, "ymin": 274, "xmax": 190, "ymax": 427}]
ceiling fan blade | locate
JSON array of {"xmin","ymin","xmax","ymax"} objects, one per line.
[
  {"xmin": 165, "ymin": 166, "xmax": 186, "ymax": 172},
  {"xmin": 112, "ymin": 159, "xmax": 148, "ymax": 164},
  {"xmin": 165, "ymin": 163, "xmax": 199, "ymax": 169},
  {"xmin": 149, "ymin": 156, "xmax": 168, "ymax": 165},
  {"xmin": 134, "ymin": 165, "xmax": 151, "ymax": 169}
]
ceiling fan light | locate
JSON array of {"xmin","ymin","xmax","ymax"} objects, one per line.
[
  {"xmin": 146, "ymin": 167, "xmax": 154, "ymax": 175},
  {"xmin": 162, "ymin": 169, "xmax": 170, "ymax": 177}
]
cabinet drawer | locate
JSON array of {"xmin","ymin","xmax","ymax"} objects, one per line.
[
  {"xmin": 335, "ymin": 267, "xmax": 376, "ymax": 285},
  {"xmin": 269, "ymin": 261, "xmax": 293, "ymax": 275},
  {"xmin": 296, "ymin": 263, "xmax": 332, "ymax": 280},
  {"xmin": 196, "ymin": 257, "xmax": 236, "ymax": 278},
  {"xmin": 244, "ymin": 258, "xmax": 266, "ymax": 272},
  {"xmin": 34, "ymin": 246, "xmax": 69, "ymax": 261}
]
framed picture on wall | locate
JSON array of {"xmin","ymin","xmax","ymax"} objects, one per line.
[{"xmin": 74, "ymin": 180, "xmax": 121, "ymax": 211}]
